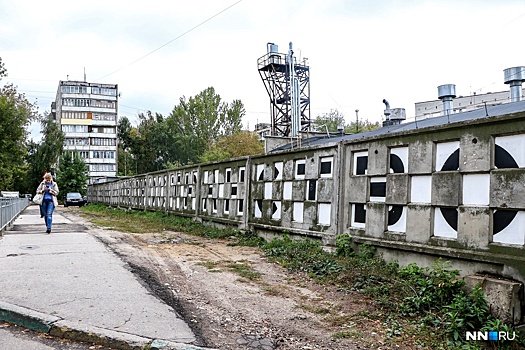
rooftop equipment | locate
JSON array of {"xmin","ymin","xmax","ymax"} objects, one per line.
[
  {"xmin": 504, "ymin": 66, "xmax": 525, "ymax": 102},
  {"xmin": 382, "ymin": 99, "xmax": 406, "ymax": 126},
  {"xmin": 438, "ymin": 84, "xmax": 456, "ymax": 115}
]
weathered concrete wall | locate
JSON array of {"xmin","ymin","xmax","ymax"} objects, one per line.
[
  {"xmin": 464, "ymin": 275, "xmax": 523, "ymax": 325},
  {"xmin": 89, "ymin": 111, "xmax": 525, "ymax": 322}
]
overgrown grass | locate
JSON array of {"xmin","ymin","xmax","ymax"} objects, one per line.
[
  {"xmin": 81, "ymin": 204, "xmax": 263, "ymax": 246},
  {"xmin": 80, "ymin": 205, "xmax": 523, "ymax": 349}
]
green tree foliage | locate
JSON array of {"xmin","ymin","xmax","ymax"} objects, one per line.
[
  {"xmin": 118, "ymin": 112, "xmax": 172, "ymax": 174},
  {"xmin": 55, "ymin": 151, "xmax": 88, "ymax": 200},
  {"xmin": 117, "ymin": 116, "xmax": 135, "ymax": 176},
  {"xmin": 167, "ymin": 87, "xmax": 244, "ymax": 164},
  {"xmin": 312, "ymin": 109, "xmax": 380, "ymax": 134},
  {"xmin": 36, "ymin": 113, "xmax": 65, "ymax": 175},
  {"xmin": 200, "ymin": 131, "xmax": 264, "ymax": 163},
  {"xmin": 21, "ymin": 113, "xmax": 66, "ymax": 194},
  {"xmin": 0, "ymin": 58, "xmax": 37, "ymax": 190},
  {"xmin": 118, "ymin": 87, "xmax": 246, "ymax": 174}
]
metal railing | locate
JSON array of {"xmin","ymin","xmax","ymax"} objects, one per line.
[{"xmin": 0, "ymin": 198, "xmax": 29, "ymax": 234}]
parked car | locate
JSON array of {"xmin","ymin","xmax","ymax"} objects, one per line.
[{"xmin": 64, "ymin": 192, "xmax": 85, "ymax": 207}]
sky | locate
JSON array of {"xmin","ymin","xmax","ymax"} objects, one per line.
[{"xmin": 1, "ymin": 0, "xmax": 525, "ymax": 140}]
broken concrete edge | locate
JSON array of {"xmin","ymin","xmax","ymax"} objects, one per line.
[
  {"xmin": 149, "ymin": 339, "xmax": 218, "ymax": 350},
  {"xmin": 0, "ymin": 301, "xmax": 215, "ymax": 350},
  {"xmin": 0, "ymin": 300, "xmax": 60, "ymax": 333}
]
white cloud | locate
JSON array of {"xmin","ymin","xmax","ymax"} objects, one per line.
[{"xmin": 2, "ymin": 0, "xmax": 525, "ymax": 136}]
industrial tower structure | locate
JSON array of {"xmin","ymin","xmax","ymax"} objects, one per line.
[{"xmin": 257, "ymin": 42, "xmax": 310, "ymax": 137}]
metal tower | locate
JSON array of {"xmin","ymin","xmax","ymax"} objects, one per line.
[{"xmin": 257, "ymin": 42, "xmax": 310, "ymax": 137}]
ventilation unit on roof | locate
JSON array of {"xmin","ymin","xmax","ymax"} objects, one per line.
[
  {"xmin": 504, "ymin": 66, "xmax": 525, "ymax": 102},
  {"xmin": 438, "ymin": 84, "xmax": 456, "ymax": 115}
]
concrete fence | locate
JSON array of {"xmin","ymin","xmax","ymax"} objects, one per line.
[{"xmin": 89, "ymin": 106, "xmax": 525, "ymax": 324}]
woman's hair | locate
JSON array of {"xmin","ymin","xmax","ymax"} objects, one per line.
[{"xmin": 44, "ymin": 173, "xmax": 53, "ymax": 180}]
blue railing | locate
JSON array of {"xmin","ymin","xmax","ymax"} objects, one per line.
[{"xmin": 0, "ymin": 198, "xmax": 29, "ymax": 234}]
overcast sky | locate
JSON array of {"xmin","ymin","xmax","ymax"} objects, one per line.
[{"xmin": 1, "ymin": 0, "xmax": 525, "ymax": 140}]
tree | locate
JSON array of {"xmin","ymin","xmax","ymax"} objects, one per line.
[
  {"xmin": 0, "ymin": 58, "xmax": 37, "ymax": 190},
  {"xmin": 312, "ymin": 109, "xmax": 346, "ymax": 133},
  {"xmin": 55, "ymin": 151, "xmax": 88, "ymax": 200},
  {"xmin": 37, "ymin": 113, "xmax": 65, "ymax": 174},
  {"xmin": 200, "ymin": 131, "xmax": 264, "ymax": 163},
  {"xmin": 117, "ymin": 87, "xmax": 246, "ymax": 173},
  {"xmin": 167, "ymin": 87, "xmax": 244, "ymax": 164},
  {"xmin": 312, "ymin": 109, "xmax": 380, "ymax": 134}
]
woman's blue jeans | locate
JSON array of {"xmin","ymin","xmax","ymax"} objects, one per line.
[{"xmin": 41, "ymin": 200, "xmax": 55, "ymax": 230}]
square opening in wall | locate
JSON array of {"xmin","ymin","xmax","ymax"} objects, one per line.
[
  {"xmin": 353, "ymin": 151, "xmax": 368, "ymax": 175},
  {"xmin": 239, "ymin": 167, "xmax": 246, "ymax": 182},
  {"xmin": 320, "ymin": 157, "xmax": 333, "ymax": 178},
  {"xmin": 256, "ymin": 164, "xmax": 265, "ymax": 181},
  {"xmin": 435, "ymin": 141, "xmax": 460, "ymax": 171},
  {"xmin": 295, "ymin": 159, "xmax": 306, "ymax": 179},
  {"xmin": 433, "ymin": 207, "xmax": 458, "ymax": 239},
  {"xmin": 493, "ymin": 210, "xmax": 525, "ymax": 245},
  {"xmin": 307, "ymin": 180, "xmax": 317, "ymax": 201},
  {"xmin": 264, "ymin": 182, "xmax": 273, "ymax": 199},
  {"xmin": 254, "ymin": 199, "xmax": 262, "ymax": 218},
  {"xmin": 318, "ymin": 203, "xmax": 331, "ymax": 226},
  {"xmin": 272, "ymin": 201, "xmax": 281, "ymax": 220},
  {"xmin": 351, "ymin": 203, "xmax": 366, "ymax": 228},
  {"xmin": 283, "ymin": 181, "xmax": 293, "ymax": 200},
  {"xmin": 274, "ymin": 162, "xmax": 283, "ymax": 180},
  {"xmin": 293, "ymin": 202, "xmax": 304, "ymax": 223},
  {"xmin": 238, "ymin": 199, "xmax": 244, "ymax": 215}
]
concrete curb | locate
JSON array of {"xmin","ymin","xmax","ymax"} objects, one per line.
[{"xmin": 0, "ymin": 301, "xmax": 216, "ymax": 350}]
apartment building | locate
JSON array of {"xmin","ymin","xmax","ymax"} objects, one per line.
[{"xmin": 52, "ymin": 80, "xmax": 118, "ymax": 183}]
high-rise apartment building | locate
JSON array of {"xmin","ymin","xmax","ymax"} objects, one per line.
[{"xmin": 52, "ymin": 80, "xmax": 118, "ymax": 183}]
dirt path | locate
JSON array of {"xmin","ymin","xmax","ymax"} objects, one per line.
[{"xmin": 65, "ymin": 210, "xmax": 402, "ymax": 350}]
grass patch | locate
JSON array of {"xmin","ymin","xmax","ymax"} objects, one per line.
[
  {"xmin": 260, "ymin": 284, "xmax": 287, "ymax": 297},
  {"xmin": 226, "ymin": 261, "xmax": 261, "ymax": 281},
  {"xmin": 81, "ymin": 205, "xmax": 264, "ymax": 246},
  {"xmin": 196, "ymin": 261, "xmax": 219, "ymax": 270}
]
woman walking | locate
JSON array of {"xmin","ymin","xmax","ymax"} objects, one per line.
[{"xmin": 36, "ymin": 173, "xmax": 59, "ymax": 234}]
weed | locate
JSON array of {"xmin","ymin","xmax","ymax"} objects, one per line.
[
  {"xmin": 226, "ymin": 262, "xmax": 261, "ymax": 281},
  {"xmin": 335, "ymin": 234, "xmax": 353, "ymax": 257},
  {"xmin": 196, "ymin": 261, "xmax": 219, "ymax": 270}
]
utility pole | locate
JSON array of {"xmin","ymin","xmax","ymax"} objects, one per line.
[{"xmin": 355, "ymin": 109, "xmax": 359, "ymax": 133}]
